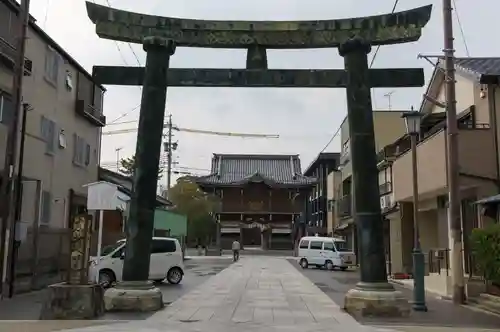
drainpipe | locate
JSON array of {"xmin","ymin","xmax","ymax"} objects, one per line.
[{"xmin": 487, "ymin": 84, "xmax": 500, "ymax": 191}]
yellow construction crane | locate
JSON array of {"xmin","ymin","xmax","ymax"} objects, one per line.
[{"xmin": 102, "ymin": 123, "xmax": 280, "ymax": 139}]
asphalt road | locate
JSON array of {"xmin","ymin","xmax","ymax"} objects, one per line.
[
  {"xmin": 288, "ymin": 258, "xmax": 500, "ymax": 330},
  {"xmin": 0, "ymin": 257, "xmax": 233, "ymax": 321}
]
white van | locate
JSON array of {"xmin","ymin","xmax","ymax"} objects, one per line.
[
  {"xmin": 297, "ymin": 236, "xmax": 356, "ymax": 271},
  {"xmin": 88, "ymin": 237, "xmax": 184, "ymax": 287}
]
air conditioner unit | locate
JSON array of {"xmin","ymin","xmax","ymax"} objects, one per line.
[{"xmin": 380, "ymin": 195, "xmax": 392, "ymax": 209}]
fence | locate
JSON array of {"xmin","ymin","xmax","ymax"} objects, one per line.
[
  {"xmin": 427, "ymin": 248, "xmax": 483, "ymax": 279},
  {"xmin": 14, "ymin": 226, "xmax": 71, "ymax": 294}
]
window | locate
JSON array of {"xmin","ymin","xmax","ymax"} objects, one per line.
[
  {"xmin": 310, "ymin": 241, "xmax": 322, "ymax": 250},
  {"xmin": 334, "ymin": 241, "xmax": 350, "ymax": 252},
  {"xmin": 111, "ymin": 245, "xmax": 125, "ymax": 258},
  {"xmin": 102, "ymin": 242, "xmax": 124, "ymax": 256},
  {"xmin": 58, "ymin": 130, "xmax": 67, "ymax": 149},
  {"xmin": 299, "ymin": 240, "xmax": 309, "ymax": 249},
  {"xmin": 65, "ymin": 71, "xmax": 73, "ymax": 90},
  {"xmin": 323, "ymin": 242, "xmax": 334, "ymax": 251},
  {"xmin": 44, "ymin": 46, "xmax": 60, "ymax": 84},
  {"xmin": 40, "ymin": 191, "xmax": 52, "ymax": 224},
  {"xmin": 151, "ymin": 239, "xmax": 176, "ymax": 253},
  {"xmin": 73, "ymin": 134, "xmax": 91, "ymax": 166},
  {"xmin": 342, "ymin": 139, "xmax": 350, "ymax": 154},
  {"xmin": 40, "ymin": 116, "xmax": 56, "ymax": 154},
  {"xmin": 0, "ymin": 93, "xmax": 13, "ymax": 125},
  {"xmin": 327, "ymin": 199, "xmax": 335, "ymax": 212}
]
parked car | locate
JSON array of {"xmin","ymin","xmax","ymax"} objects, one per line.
[
  {"xmin": 297, "ymin": 236, "xmax": 356, "ymax": 271},
  {"xmin": 89, "ymin": 237, "xmax": 184, "ymax": 287}
]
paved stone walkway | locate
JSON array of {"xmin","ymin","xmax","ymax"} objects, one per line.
[{"xmin": 57, "ymin": 257, "xmax": 396, "ymax": 332}]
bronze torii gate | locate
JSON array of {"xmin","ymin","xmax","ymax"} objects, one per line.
[{"xmin": 86, "ymin": 2, "xmax": 432, "ymax": 315}]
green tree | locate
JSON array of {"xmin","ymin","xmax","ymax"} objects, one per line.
[
  {"xmin": 119, "ymin": 155, "xmax": 163, "ymax": 178},
  {"xmin": 470, "ymin": 223, "xmax": 500, "ymax": 285},
  {"xmin": 168, "ymin": 176, "xmax": 219, "ymax": 244}
]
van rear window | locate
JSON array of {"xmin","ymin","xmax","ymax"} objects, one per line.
[
  {"xmin": 310, "ymin": 241, "xmax": 322, "ymax": 250},
  {"xmin": 299, "ymin": 240, "xmax": 309, "ymax": 249}
]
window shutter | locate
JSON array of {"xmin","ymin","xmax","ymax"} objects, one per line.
[
  {"xmin": 85, "ymin": 143, "xmax": 90, "ymax": 166},
  {"xmin": 72, "ymin": 133, "xmax": 77, "ymax": 163},
  {"xmin": 79, "ymin": 137, "xmax": 84, "ymax": 164}
]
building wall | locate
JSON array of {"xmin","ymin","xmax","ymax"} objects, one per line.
[
  {"xmin": 429, "ymin": 76, "xmax": 476, "ymax": 116},
  {"xmin": 340, "ymin": 110, "xmax": 407, "ymax": 180},
  {"xmin": 0, "ymin": 2, "xmax": 102, "ymax": 229},
  {"xmin": 387, "ymin": 68, "xmax": 500, "ymax": 285},
  {"xmin": 393, "ymin": 74, "xmax": 498, "ymax": 202},
  {"xmin": 326, "ymin": 170, "xmax": 341, "ymax": 235},
  {"xmin": 154, "ymin": 209, "xmax": 187, "ymax": 237}
]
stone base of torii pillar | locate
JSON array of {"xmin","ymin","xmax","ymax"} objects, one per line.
[
  {"xmin": 344, "ymin": 282, "xmax": 410, "ymax": 318},
  {"xmin": 103, "ymin": 281, "xmax": 163, "ymax": 312}
]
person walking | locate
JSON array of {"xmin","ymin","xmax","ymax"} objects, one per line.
[{"xmin": 232, "ymin": 239, "xmax": 241, "ymax": 261}]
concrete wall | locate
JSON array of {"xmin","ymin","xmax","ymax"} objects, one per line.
[{"xmin": 0, "ymin": 4, "xmax": 102, "ymax": 229}]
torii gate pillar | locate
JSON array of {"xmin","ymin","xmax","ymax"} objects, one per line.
[{"xmin": 340, "ymin": 38, "xmax": 409, "ymax": 318}]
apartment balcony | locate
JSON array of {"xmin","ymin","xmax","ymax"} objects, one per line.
[
  {"xmin": 75, "ymin": 100, "xmax": 106, "ymax": 127},
  {"xmin": 0, "ymin": 37, "xmax": 33, "ymax": 76},
  {"xmin": 392, "ymin": 127, "xmax": 497, "ymax": 202},
  {"xmin": 337, "ymin": 194, "xmax": 352, "ymax": 219},
  {"xmin": 339, "ymin": 150, "xmax": 350, "ymax": 166},
  {"xmin": 379, "ymin": 181, "xmax": 392, "ymax": 196}
]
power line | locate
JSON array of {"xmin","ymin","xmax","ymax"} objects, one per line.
[
  {"xmin": 108, "ymin": 103, "xmax": 141, "ymax": 124},
  {"xmin": 452, "ymin": 0, "xmax": 470, "ymax": 56},
  {"xmin": 103, "ymin": 0, "xmax": 142, "ymax": 66},
  {"xmin": 313, "ymin": 0, "xmax": 402, "ymax": 158},
  {"xmin": 42, "ymin": 0, "xmax": 50, "ymax": 29},
  {"xmin": 127, "ymin": 43, "xmax": 142, "ymax": 66},
  {"xmin": 318, "ymin": 125, "xmax": 342, "ymax": 154},
  {"xmin": 95, "ymin": 0, "xmax": 142, "ymax": 124},
  {"xmin": 369, "ymin": 0, "xmax": 401, "ymax": 68},
  {"xmin": 114, "ymin": 43, "xmax": 130, "ymax": 66}
]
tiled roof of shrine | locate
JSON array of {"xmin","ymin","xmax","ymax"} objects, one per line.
[{"xmin": 195, "ymin": 154, "xmax": 316, "ymax": 187}]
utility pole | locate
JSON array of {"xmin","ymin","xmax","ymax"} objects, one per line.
[
  {"xmin": 8, "ymin": 103, "xmax": 30, "ymax": 297},
  {"xmin": 115, "ymin": 147, "xmax": 122, "ymax": 170},
  {"xmin": 0, "ymin": 0, "xmax": 31, "ymax": 298},
  {"xmin": 166, "ymin": 114, "xmax": 173, "ymax": 191},
  {"xmin": 443, "ymin": 0, "xmax": 465, "ymax": 304}
]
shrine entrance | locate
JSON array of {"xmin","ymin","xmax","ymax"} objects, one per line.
[
  {"xmin": 85, "ymin": 1, "xmax": 432, "ymax": 315},
  {"xmin": 241, "ymin": 226, "xmax": 261, "ymax": 248}
]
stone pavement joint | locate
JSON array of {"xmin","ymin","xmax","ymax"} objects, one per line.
[{"xmin": 57, "ymin": 257, "xmax": 397, "ymax": 332}]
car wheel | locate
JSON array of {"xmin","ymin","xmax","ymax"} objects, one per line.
[
  {"xmin": 99, "ymin": 269, "xmax": 115, "ymax": 288},
  {"xmin": 325, "ymin": 260, "xmax": 334, "ymax": 271},
  {"xmin": 299, "ymin": 258, "xmax": 308, "ymax": 269},
  {"xmin": 340, "ymin": 267, "xmax": 348, "ymax": 271},
  {"xmin": 166, "ymin": 267, "xmax": 183, "ymax": 285}
]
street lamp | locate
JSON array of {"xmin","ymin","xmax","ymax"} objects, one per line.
[{"xmin": 402, "ymin": 109, "xmax": 427, "ymax": 312}]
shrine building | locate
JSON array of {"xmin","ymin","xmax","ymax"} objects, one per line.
[{"xmin": 196, "ymin": 154, "xmax": 316, "ymax": 250}]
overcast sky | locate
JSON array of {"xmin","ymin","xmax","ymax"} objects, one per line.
[{"xmin": 29, "ymin": 0, "xmax": 499, "ymax": 188}]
